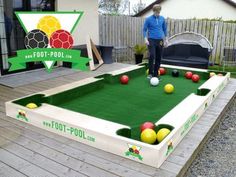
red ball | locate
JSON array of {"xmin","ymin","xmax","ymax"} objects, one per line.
[
  {"xmin": 159, "ymin": 68, "xmax": 166, "ymax": 75},
  {"xmin": 120, "ymin": 75, "xmax": 129, "ymax": 84},
  {"xmin": 192, "ymin": 74, "xmax": 200, "ymax": 83},
  {"xmin": 134, "ymin": 149, "xmax": 139, "ymax": 154},
  {"xmin": 140, "ymin": 122, "xmax": 155, "ymax": 132},
  {"xmin": 50, "ymin": 29, "xmax": 74, "ymax": 49},
  {"xmin": 185, "ymin": 71, "xmax": 193, "ymax": 79}
]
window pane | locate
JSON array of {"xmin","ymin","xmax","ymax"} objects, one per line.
[
  {"xmin": 31, "ymin": 0, "xmax": 41, "ymax": 11},
  {"xmin": 31, "ymin": 0, "xmax": 54, "ymax": 11},
  {"xmin": 13, "ymin": 0, "xmax": 23, "ymax": 9}
]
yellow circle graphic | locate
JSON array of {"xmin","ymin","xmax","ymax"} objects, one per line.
[{"xmin": 37, "ymin": 16, "xmax": 61, "ymax": 37}]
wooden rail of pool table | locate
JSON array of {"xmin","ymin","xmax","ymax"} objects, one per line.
[{"xmin": 1, "ymin": 63, "xmax": 236, "ymax": 177}]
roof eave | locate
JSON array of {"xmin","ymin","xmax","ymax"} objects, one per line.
[{"xmin": 133, "ymin": 0, "xmax": 236, "ymax": 17}]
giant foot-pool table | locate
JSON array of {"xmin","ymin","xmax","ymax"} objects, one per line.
[{"xmin": 6, "ymin": 64, "xmax": 230, "ymax": 167}]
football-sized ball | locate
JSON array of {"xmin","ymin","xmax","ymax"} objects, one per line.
[
  {"xmin": 37, "ymin": 15, "xmax": 61, "ymax": 37},
  {"xmin": 24, "ymin": 29, "xmax": 49, "ymax": 49},
  {"xmin": 49, "ymin": 29, "xmax": 74, "ymax": 49}
]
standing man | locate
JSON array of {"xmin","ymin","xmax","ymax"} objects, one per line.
[{"xmin": 143, "ymin": 4, "xmax": 167, "ymax": 79}]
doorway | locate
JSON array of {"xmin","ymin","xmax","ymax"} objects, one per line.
[{"xmin": 1, "ymin": 0, "xmax": 55, "ymax": 75}]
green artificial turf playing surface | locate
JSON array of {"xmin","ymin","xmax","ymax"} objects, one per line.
[
  {"xmin": 13, "ymin": 67, "xmax": 209, "ymax": 141},
  {"xmin": 52, "ymin": 72, "xmax": 206, "ymax": 141}
]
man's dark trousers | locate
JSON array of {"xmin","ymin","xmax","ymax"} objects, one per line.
[{"xmin": 148, "ymin": 38, "xmax": 163, "ymax": 77}]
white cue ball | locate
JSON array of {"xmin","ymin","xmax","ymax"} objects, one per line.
[{"xmin": 150, "ymin": 77, "xmax": 159, "ymax": 86}]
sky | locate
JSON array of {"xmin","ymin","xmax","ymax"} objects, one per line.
[
  {"xmin": 126, "ymin": 0, "xmax": 154, "ymax": 15},
  {"xmin": 129, "ymin": 0, "xmax": 154, "ymax": 7}
]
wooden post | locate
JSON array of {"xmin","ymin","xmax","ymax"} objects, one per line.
[
  {"xmin": 86, "ymin": 35, "xmax": 104, "ymax": 71},
  {"xmin": 212, "ymin": 21, "xmax": 219, "ymax": 64}
]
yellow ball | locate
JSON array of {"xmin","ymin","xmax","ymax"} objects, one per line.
[
  {"xmin": 140, "ymin": 128, "xmax": 157, "ymax": 144},
  {"xmin": 156, "ymin": 128, "xmax": 171, "ymax": 143},
  {"xmin": 209, "ymin": 72, "xmax": 216, "ymax": 78},
  {"xmin": 26, "ymin": 103, "xmax": 38, "ymax": 109},
  {"xmin": 37, "ymin": 16, "xmax": 61, "ymax": 37},
  {"xmin": 164, "ymin": 84, "xmax": 174, "ymax": 94}
]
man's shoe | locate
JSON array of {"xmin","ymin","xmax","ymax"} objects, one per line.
[{"xmin": 147, "ymin": 75, "xmax": 152, "ymax": 79}]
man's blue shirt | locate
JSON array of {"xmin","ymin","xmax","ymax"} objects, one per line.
[{"xmin": 143, "ymin": 15, "xmax": 167, "ymax": 39}]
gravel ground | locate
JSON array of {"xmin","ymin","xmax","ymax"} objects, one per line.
[{"xmin": 185, "ymin": 97, "xmax": 236, "ymax": 177}]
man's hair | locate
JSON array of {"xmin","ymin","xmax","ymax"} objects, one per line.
[{"xmin": 152, "ymin": 4, "xmax": 161, "ymax": 12}]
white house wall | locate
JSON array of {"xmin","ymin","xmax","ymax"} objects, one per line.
[
  {"xmin": 56, "ymin": 0, "xmax": 99, "ymax": 45},
  {"xmin": 142, "ymin": 0, "xmax": 236, "ymax": 20}
]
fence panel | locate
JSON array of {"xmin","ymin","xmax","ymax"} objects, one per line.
[{"xmin": 99, "ymin": 15, "xmax": 236, "ymax": 65}]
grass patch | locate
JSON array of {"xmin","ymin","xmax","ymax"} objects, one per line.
[{"xmin": 208, "ymin": 65, "xmax": 236, "ymax": 78}]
